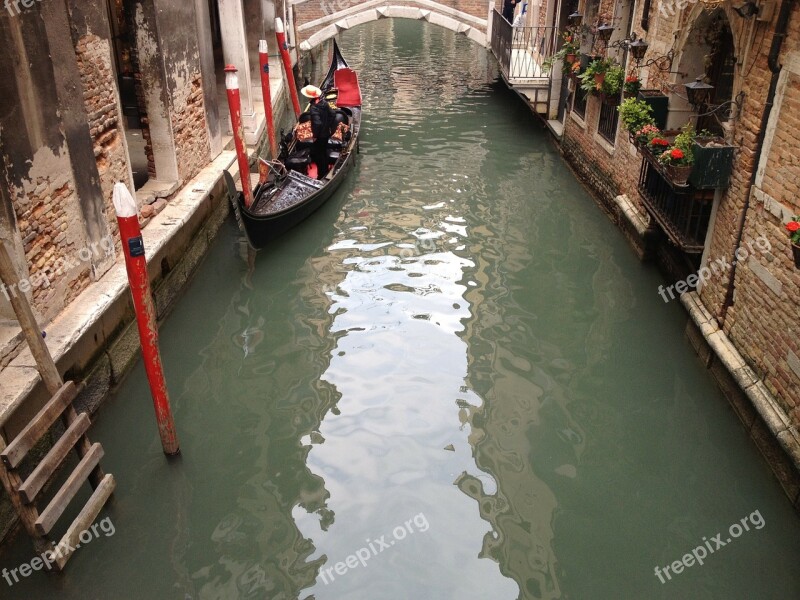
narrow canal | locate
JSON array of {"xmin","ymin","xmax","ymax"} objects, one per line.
[{"xmin": 4, "ymin": 19, "xmax": 800, "ymax": 600}]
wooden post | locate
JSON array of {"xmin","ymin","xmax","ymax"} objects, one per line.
[{"xmin": 276, "ymin": 18, "xmax": 301, "ymax": 118}]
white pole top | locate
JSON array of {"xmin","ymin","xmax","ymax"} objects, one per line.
[
  {"xmin": 112, "ymin": 182, "xmax": 137, "ymax": 218},
  {"xmin": 275, "ymin": 17, "xmax": 284, "ymax": 33},
  {"xmin": 259, "ymin": 39, "xmax": 268, "ymax": 53},
  {"xmin": 225, "ymin": 65, "xmax": 239, "ymax": 90}
]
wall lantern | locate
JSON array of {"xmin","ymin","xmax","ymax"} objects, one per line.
[
  {"xmin": 629, "ymin": 38, "xmax": 649, "ymax": 61},
  {"xmin": 596, "ymin": 23, "xmax": 615, "ymax": 41},
  {"xmin": 685, "ymin": 76, "xmax": 715, "ymax": 109},
  {"xmin": 568, "ymin": 11, "xmax": 583, "ymax": 26}
]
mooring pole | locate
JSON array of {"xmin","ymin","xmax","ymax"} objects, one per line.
[
  {"xmin": 259, "ymin": 40, "xmax": 278, "ymax": 158},
  {"xmin": 276, "ymin": 18, "xmax": 301, "ymax": 118},
  {"xmin": 112, "ymin": 183, "xmax": 179, "ymax": 456},
  {"xmin": 225, "ymin": 65, "xmax": 255, "ymax": 209}
]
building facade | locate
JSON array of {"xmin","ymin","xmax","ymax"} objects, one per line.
[{"xmin": 495, "ymin": 0, "xmax": 800, "ymax": 501}]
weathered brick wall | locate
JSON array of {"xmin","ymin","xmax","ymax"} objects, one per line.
[
  {"xmin": 74, "ymin": 34, "xmax": 129, "ymax": 249},
  {"xmin": 561, "ymin": 0, "xmax": 800, "ymax": 424},
  {"xmin": 294, "ymin": 0, "xmax": 490, "ymax": 43},
  {"xmin": 561, "ymin": 100, "xmax": 642, "ymax": 214},
  {"xmin": 699, "ymin": 8, "xmax": 800, "ymax": 422},
  {"xmin": 10, "ymin": 166, "xmax": 89, "ymax": 317},
  {"xmin": 172, "ymin": 72, "xmax": 211, "ymax": 184}
]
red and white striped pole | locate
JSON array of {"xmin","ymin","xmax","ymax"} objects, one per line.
[
  {"xmin": 112, "ymin": 183, "xmax": 179, "ymax": 456},
  {"xmin": 276, "ymin": 18, "xmax": 301, "ymax": 118},
  {"xmin": 259, "ymin": 40, "xmax": 278, "ymax": 158},
  {"xmin": 224, "ymin": 65, "xmax": 255, "ymax": 208}
]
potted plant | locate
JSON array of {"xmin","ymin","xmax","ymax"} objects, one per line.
[
  {"xmin": 787, "ymin": 216, "xmax": 800, "ymax": 268},
  {"xmin": 601, "ymin": 64, "xmax": 624, "ymax": 102},
  {"xmin": 648, "ymin": 136, "xmax": 671, "ymax": 156},
  {"xmin": 634, "ymin": 124, "xmax": 661, "ymax": 147},
  {"xmin": 637, "ymin": 89, "xmax": 669, "ymax": 129},
  {"xmin": 688, "ymin": 133, "xmax": 736, "ymax": 189},
  {"xmin": 623, "ymin": 74, "xmax": 641, "ymax": 98},
  {"xmin": 618, "ymin": 97, "xmax": 655, "ymax": 139},
  {"xmin": 579, "ymin": 58, "xmax": 613, "ymax": 94},
  {"xmin": 541, "ymin": 31, "xmax": 582, "ymax": 75},
  {"xmin": 658, "ymin": 124, "xmax": 695, "ymax": 185}
]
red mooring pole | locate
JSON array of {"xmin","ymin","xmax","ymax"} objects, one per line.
[
  {"xmin": 112, "ymin": 183, "xmax": 179, "ymax": 456},
  {"xmin": 258, "ymin": 40, "xmax": 278, "ymax": 158},
  {"xmin": 224, "ymin": 65, "xmax": 255, "ymax": 208},
  {"xmin": 276, "ymin": 18, "xmax": 301, "ymax": 118}
]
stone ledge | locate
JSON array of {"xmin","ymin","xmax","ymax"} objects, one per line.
[{"xmin": 681, "ymin": 291, "xmax": 800, "ymax": 487}]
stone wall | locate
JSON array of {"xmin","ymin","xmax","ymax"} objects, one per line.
[{"xmin": 698, "ymin": 6, "xmax": 800, "ymax": 423}]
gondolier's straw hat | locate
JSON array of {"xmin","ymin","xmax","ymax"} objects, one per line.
[{"xmin": 301, "ymin": 85, "xmax": 322, "ymax": 99}]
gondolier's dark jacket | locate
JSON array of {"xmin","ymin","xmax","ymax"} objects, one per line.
[{"xmin": 310, "ymin": 99, "xmax": 336, "ymax": 141}]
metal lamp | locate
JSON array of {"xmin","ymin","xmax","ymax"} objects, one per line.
[
  {"xmin": 629, "ymin": 38, "xmax": 649, "ymax": 62},
  {"xmin": 685, "ymin": 76, "xmax": 714, "ymax": 109},
  {"xmin": 597, "ymin": 23, "xmax": 615, "ymax": 41},
  {"xmin": 568, "ymin": 11, "xmax": 583, "ymax": 26}
]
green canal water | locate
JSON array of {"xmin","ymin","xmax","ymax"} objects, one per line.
[{"xmin": 3, "ymin": 19, "xmax": 800, "ymax": 600}]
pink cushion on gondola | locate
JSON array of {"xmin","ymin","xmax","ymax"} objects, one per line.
[{"xmin": 334, "ymin": 68, "xmax": 361, "ymax": 107}]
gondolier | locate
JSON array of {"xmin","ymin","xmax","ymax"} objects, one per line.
[{"xmin": 302, "ymin": 85, "xmax": 336, "ymax": 178}]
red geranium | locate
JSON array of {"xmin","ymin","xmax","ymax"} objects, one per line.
[
  {"xmin": 787, "ymin": 221, "xmax": 800, "ymax": 233},
  {"xmin": 788, "ymin": 217, "xmax": 800, "ymax": 245},
  {"xmin": 670, "ymin": 148, "xmax": 684, "ymax": 160},
  {"xmin": 651, "ymin": 138, "xmax": 669, "ymax": 146},
  {"xmin": 625, "ymin": 75, "xmax": 639, "ymax": 83}
]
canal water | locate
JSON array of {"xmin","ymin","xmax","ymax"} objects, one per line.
[{"xmin": 3, "ymin": 19, "xmax": 800, "ymax": 600}]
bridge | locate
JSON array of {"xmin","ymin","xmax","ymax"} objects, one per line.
[{"xmin": 289, "ymin": 1, "xmax": 557, "ymax": 116}]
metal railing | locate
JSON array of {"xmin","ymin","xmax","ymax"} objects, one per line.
[
  {"xmin": 598, "ymin": 95, "xmax": 620, "ymax": 143},
  {"xmin": 638, "ymin": 151, "xmax": 715, "ymax": 253},
  {"xmin": 491, "ymin": 10, "xmax": 557, "ymax": 80}
]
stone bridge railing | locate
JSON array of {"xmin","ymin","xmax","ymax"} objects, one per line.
[{"xmin": 290, "ymin": 0, "xmax": 492, "ymax": 51}]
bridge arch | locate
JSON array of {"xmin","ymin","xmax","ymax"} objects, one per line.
[{"xmin": 292, "ymin": 0, "xmax": 491, "ymax": 52}]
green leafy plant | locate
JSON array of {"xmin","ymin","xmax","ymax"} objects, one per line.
[
  {"xmin": 671, "ymin": 123, "xmax": 696, "ymax": 165},
  {"xmin": 634, "ymin": 124, "xmax": 660, "ymax": 146},
  {"xmin": 601, "ymin": 63, "xmax": 624, "ymax": 97},
  {"xmin": 578, "ymin": 58, "xmax": 614, "ymax": 93},
  {"xmin": 787, "ymin": 216, "xmax": 800, "ymax": 245},
  {"xmin": 617, "ymin": 97, "xmax": 655, "ymax": 133},
  {"xmin": 542, "ymin": 30, "xmax": 582, "ymax": 74}
]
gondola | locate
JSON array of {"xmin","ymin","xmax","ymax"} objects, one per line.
[{"xmin": 225, "ymin": 40, "xmax": 362, "ymax": 250}]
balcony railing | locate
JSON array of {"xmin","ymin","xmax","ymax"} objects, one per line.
[
  {"xmin": 638, "ymin": 150, "xmax": 715, "ymax": 253},
  {"xmin": 597, "ymin": 95, "xmax": 620, "ymax": 144},
  {"xmin": 491, "ymin": 10, "xmax": 556, "ymax": 81}
]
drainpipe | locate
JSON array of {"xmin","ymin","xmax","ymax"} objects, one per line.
[
  {"xmin": 640, "ymin": 0, "xmax": 652, "ymax": 31},
  {"xmin": 719, "ymin": 0, "xmax": 796, "ymax": 324}
]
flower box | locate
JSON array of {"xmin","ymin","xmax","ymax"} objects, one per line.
[
  {"xmin": 637, "ymin": 89, "xmax": 669, "ymax": 130},
  {"xmin": 687, "ymin": 137, "xmax": 735, "ymax": 189}
]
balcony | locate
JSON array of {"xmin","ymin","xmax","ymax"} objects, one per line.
[
  {"xmin": 490, "ymin": 10, "xmax": 556, "ymax": 115},
  {"xmin": 638, "ymin": 149, "xmax": 715, "ymax": 253}
]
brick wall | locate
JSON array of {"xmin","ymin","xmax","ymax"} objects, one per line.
[
  {"xmin": 172, "ymin": 72, "xmax": 211, "ymax": 184},
  {"xmin": 560, "ymin": 0, "xmax": 800, "ymax": 426},
  {"xmin": 74, "ymin": 34, "xmax": 129, "ymax": 250}
]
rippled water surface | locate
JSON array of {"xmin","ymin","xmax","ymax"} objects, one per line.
[{"xmin": 4, "ymin": 19, "xmax": 800, "ymax": 600}]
